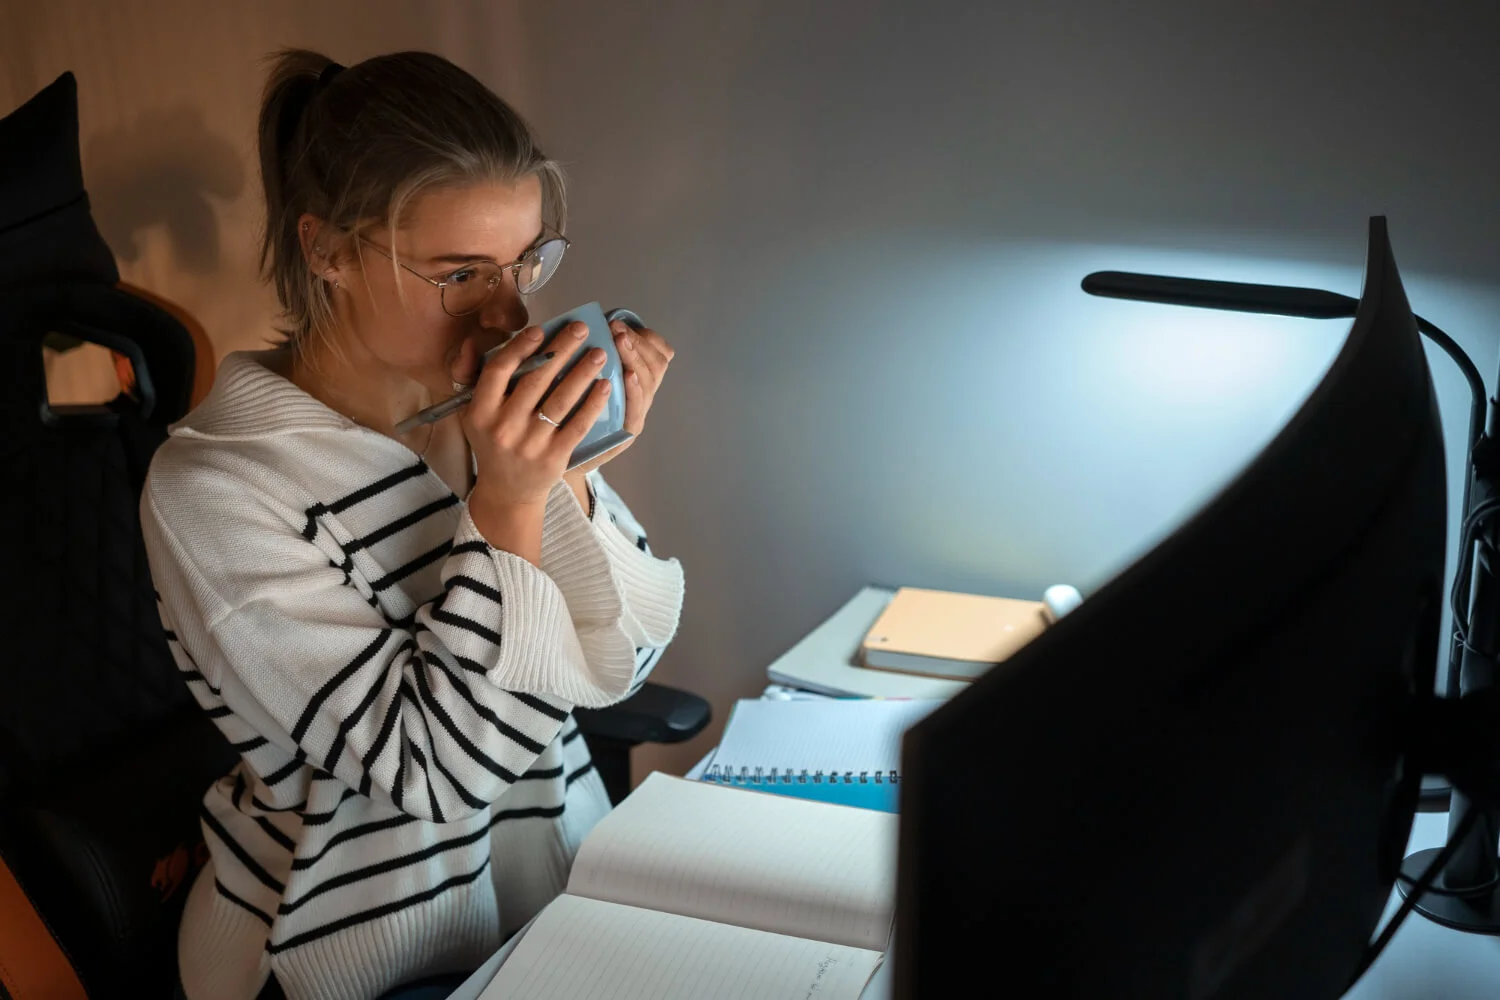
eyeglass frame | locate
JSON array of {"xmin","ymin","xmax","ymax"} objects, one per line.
[{"xmin": 354, "ymin": 230, "xmax": 571, "ymax": 316}]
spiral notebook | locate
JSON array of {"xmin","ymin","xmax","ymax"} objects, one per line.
[{"xmin": 700, "ymin": 698, "xmax": 942, "ymax": 811}]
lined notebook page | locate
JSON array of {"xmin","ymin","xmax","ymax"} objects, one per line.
[
  {"xmin": 709, "ymin": 699, "xmax": 942, "ymax": 778},
  {"xmin": 567, "ymin": 773, "xmax": 896, "ymax": 951},
  {"xmin": 480, "ymin": 895, "xmax": 883, "ymax": 1000}
]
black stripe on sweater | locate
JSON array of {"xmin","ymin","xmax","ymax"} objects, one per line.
[
  {"xmin": 343, "ymin": 496, "xmax": 459, "ymax": 555},
  {"xmin": 419, "ymin": 651, "xmax": 548, "ymax": 757},
  {"xmin": 261, "ymin": 748, "xmax": 308, "ymax": 788},
  {"xmin": 233, "ymin": 772, "xmax": 303, "ymax": 814},
  {"xmin": 562, "ymin": 727, "xmax": 582, "ymax": 745},
  {"xmin": 518, "ymin": 765, "xmax": 564, "ymax": 781},
  {"xmin": 324, "ymin": 638, "xmax": 415, "ymax": 774},
  {"xmin": 359, "ymin": 676, "xmax": 406, "ymax": 799},
  {"xmin": 429, "ymin": 606, "xmax": 502, "ymax": 647},
  {"xmin": 372, "ymin": 540, "xmax": 453, "ymax": 592},
  {"xmin": 291, "ymin": 812, "xmax": 418, "ymax": 871},
  {"xmin": 301, "ymin": 787, "xmax": 360, "ymax": 827},
  {"xmin": 254, "ymin": 815, "xmax": 297, "ymax": 853},
  {"xmin": 408, "ymin": 743, "xmax": 440, "ymax": 822},
  {"xmin": 278, "ymin": 818, "xmax": 492, "ymax": 916},
  {"xmin": 199, "ymin": 806, "xmax": 284, "ymax": 893},
  {"xmin": 566, "ymin": 761, "xmax": 596, "ymax": 787},
  {"xmin": 450, "ymin": 540, "xmax": 490, "ymax": 557},
  {"xmin": 410, "ymin": 661, "xmax": 521, "ymax": 788},
  {"xmin": 267, "ymin": 859, "xmax": 491, "ymax": 954},
  {"xmin": 510, "ymin": 692, "xmax": 570, "ymax": 723},
  {"xmin": 302, "ymin": 462, "xmax": 430, "ymax": 540},
  {"xmin": 215, "ymin": 879, "xmax": 273, "ymax": 927},
  {"xmin": 405, "ymin": 724, "xmax": 445, "ymax": 824},
  {"xmin": 489, "ymin": 802, "xmax": 566, "ymax": 826},
  {"xmin": 450, "ymin": 653, "xmax": 488, "ymax": 675},
  {"xmin": 446, "ymin": 574, "xmax": 504, "ymax": 605},
  {"xmin": 292, "ymin": 628, "xmax": 394, "ymax": 743}
]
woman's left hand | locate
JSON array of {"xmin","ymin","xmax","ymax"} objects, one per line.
[{"xmin": 565, "ymin": 319, "xmax": 675, "ymax": 480}]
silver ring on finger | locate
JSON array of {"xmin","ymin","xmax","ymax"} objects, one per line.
[{"xmin": 537, "ymin": 410, "xmax": 563, "ymax": 429}]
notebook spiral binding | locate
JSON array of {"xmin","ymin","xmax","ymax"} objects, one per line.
[{"xmin": 702, "ymin": 765, "xmax": 900, "ymax": 786}]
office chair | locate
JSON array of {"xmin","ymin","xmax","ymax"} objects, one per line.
[{"xmin": 0, "ymin": 71, "xmax": 707, "ymax": 1000}]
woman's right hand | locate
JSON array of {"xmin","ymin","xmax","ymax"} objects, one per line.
[{"xmin": 460, "ymin": 321, "xmax": 613, "ymax": 540}]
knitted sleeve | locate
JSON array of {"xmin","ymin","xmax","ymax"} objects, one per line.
[
  {"xmin": 580, "ymin": 471, "xmax": 685, "ymax": 658},
  {"xmin": 142, "ymin": 466, "xmax": 643, "ymax": 825}
]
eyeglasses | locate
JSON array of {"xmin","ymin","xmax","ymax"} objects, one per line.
[{"xmin": 358, "ymin": 232, "xmax": 570, "ymax": 316}]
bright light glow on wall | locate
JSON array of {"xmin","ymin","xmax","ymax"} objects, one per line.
[{"xmin": 1099, "ymin": 307, "xmax": 1320, "ymax": 407}]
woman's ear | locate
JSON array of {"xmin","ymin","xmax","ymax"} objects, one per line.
[{"xmin": 296, "ymin": 213, "xmax": 346, "ymax": 286}]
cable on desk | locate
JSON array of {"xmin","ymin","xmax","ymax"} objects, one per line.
[{"xmin": 1347, "ymin": 804, "xmax": 1482, "ymax": 986}]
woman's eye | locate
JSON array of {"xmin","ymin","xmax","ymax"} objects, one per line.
[{"xmin": 448, "ymin": 268, "xmax": 478, "ymax": 285}]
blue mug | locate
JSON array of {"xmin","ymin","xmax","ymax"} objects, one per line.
[{"xmin": 392, "ymin": 301, "xmax": 642, "ymax": 471}]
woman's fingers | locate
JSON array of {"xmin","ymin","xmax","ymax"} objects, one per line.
[
  {"xmin": 535, "ymin": 345, "xmax": 608, "ymax": 428},
  {"xmin": 557, "ymin": 378, "xmax": 613, "ymax": 451},
  {"xmin": 469, "ymin": 325, "xmax": 545, "ymax": 419},
  {"xmin": 504, "ymin": 321, "xmax": 589, "ymax": 413}
]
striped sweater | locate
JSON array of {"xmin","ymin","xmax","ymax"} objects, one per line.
[{"xmin": 140, "ymin": 350, "xmax": 684, "ymax": 1000}]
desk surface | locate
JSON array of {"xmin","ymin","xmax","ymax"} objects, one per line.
[{"xmin": 765, "ymin": 587, "xmax": 969, "ymax": 699}]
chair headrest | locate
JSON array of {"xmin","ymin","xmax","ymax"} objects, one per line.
[{"xmin": 0, "ymin": 72, "xmax": 118, "ymax": 290}]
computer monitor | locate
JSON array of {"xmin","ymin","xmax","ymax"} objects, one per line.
[{"xmin": 894, "ymin": 217, "xmax": 1448, "ymax": 999}]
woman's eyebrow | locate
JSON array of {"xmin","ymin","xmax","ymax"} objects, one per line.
[{"xmin": 426, "ymin": 229, "xmax": 547, "ymax": 267}]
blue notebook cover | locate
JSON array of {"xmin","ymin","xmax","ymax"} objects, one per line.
[
  {"xmin": 710, "ymin": 773, "xmax": 902, "ymax": 812},
  {"xmin": 698, "ymin": 699, "xmax": 942, "ymax": 813}
]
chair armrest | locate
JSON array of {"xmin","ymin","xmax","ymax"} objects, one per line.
[{"xmin": 573, "ymin": 682, "xmax": 711, "ymax": 746}]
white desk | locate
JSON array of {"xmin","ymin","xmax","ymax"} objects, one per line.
[
  {"xmin": 764, "ymin": 587, "xmax": 968, "ymax": 699},
  {"xmin": 450, "ymin": 588, "xmax": 1500, "ymax": 999}
]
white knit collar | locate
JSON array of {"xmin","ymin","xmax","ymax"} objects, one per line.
[{"xmin": 169, "ymin": 350, "xmax": 359, "ymax": 441}]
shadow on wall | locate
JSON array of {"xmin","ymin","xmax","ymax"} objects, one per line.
[{"xmin": 84, "ymin": 105, "xmax": 244, "ymax": 274}]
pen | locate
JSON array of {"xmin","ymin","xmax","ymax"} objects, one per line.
[{"xmin": 393, "ymin": 350, "xmax": 555, "ymax": 435}]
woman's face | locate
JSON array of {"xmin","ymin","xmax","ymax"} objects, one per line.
[{"xmin": 328, "ymin": 175, "xmax": 543, "ymax": 392}]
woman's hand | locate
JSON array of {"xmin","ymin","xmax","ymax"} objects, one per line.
[
  {"xmin": 462, "ymin": 321, "xmax": 612, "ymax": 537},
  {"xmin": 566, "ymin": 320, "xmax": 675, "ymax": 480}
]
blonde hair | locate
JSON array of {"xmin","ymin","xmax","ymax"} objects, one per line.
[{"xmin": 255, "ymin": 48, "xmax": 567, "ymax": 356}]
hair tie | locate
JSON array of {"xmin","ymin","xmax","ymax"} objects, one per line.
[{"xmin": 317, "ymin": 62, "xmax": 345, "ymax": 88}]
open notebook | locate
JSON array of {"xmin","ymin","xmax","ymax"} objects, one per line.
[
  {"xmin": 480, "ymin": 772, "xmax": 895, "ymax": 1000},
  {"xmin": 701, "ymin": 698, "xmax": 942, "ymax": 811}
]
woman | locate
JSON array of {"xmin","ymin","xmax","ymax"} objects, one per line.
[{"xmin": 141, "ymin": 48, "xmax": 684, "ymax": 1000}]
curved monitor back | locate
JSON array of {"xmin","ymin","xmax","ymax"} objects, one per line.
[{"xmin": 895, "ymin": 217, "xmax": 1448, "ymax": 999}]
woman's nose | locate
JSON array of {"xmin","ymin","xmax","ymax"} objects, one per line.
[{"xmin": 480, "ymin": 280, "xmax": 529, "ymax": 335}]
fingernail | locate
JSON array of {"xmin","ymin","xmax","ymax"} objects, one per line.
[
  {"xmin": 590, "ymin": 348, "xmax": 606, "ymax": 363},
  {"xmin": 571, "ymin": 323, "xmax": 587, "ymax": 339},
  {"xmin": 600, "ymin": 379, "xmax": 612, "ymax": 394},
  {"xmin": 610, "ymin": 320, "xmax": 628, "ymax": 334},
  {"xmin": 525, "ymin": 327, "xmax": 543, "ymax": 340},
  {"xmin": 629, "ymin": 370, "xmax": 640, "ymax": 384},
  {"xmin": 618, "ymin": 334, "xmax": 634, "ymax": 351}
]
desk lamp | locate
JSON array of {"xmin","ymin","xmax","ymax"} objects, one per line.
[{"xmin": 1080, "ymin": 262, "xmax": 1500, "ymax": 933}]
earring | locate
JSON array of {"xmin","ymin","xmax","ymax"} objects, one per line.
[{"xmin": 333, "ymin": 279, "xmax": 341, "ymax": 290}]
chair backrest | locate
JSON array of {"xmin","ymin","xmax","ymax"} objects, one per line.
[{"xmin": 0, "ymin": 71, "xmax": 237, "ymax": 1000}]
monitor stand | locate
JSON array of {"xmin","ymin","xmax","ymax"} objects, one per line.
[{"xmin": 1400, "ymin": 407, "xmax": 1500, "ymax": 934}]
